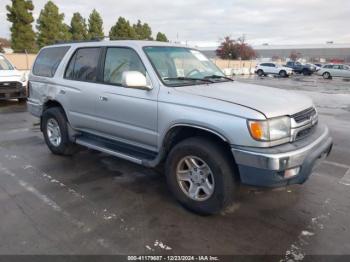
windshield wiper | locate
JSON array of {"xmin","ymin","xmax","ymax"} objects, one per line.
[
  {"xmin": 204, "ymin": 75, "xmax": 234, "ymax": 81},
  {"xmin": 163, "ymin": 77, "xmax": 214, "ymax": 83}
]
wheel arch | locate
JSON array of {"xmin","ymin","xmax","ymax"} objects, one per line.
[
  {"xmin": 41, "ymin": 100, "xmax": 68, "ymax": 131},
  {"xmin": 160, "ymin": 124, "xmax": 240, "ymax": 181}
]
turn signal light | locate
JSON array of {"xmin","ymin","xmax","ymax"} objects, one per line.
[{"xmin": 250, "ymin": 122, "xmax": 263, "ymax": 140}]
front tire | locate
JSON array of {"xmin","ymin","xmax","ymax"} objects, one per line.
[
  {"xmin": 165, "ymin": 137, "xmax": 236, "ymax": 215},
  {"xmin": 279, "ymin": 70, "xmax": 287, "ymax": 77},
  {"xmin": 257, "ymin": 69, "xmax": 264, "ymax": 77},
  {"xmin": 302, "ymin": 69, "xmax": 310, "ymax": 76},
  {"xmin": 42, "ymin": 107, "xmax": 77, "ymax": 156}
]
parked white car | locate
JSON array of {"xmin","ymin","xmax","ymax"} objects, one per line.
[
  {"xmin": 0, "ymin": 54, "xmax": 27, "ymax": 102},
  {"xmin": 255, "ymin": 62, "xmax": 293, "ymax": 77},
  {"xmin": 317, "ymin": 64, "xmax": 350, "ymax": 79}
]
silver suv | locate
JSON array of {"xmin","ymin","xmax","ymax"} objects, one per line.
[{"xmin": 28, "ymin": 40, "xmax": 333, "ymax": 215}]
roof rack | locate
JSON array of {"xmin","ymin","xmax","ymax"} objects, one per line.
[{"xmin": 52, "ymin": 37, "xmax": 105, "ymax": 45}]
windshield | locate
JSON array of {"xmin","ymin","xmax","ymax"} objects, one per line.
[
  {"xmin": 144, "ymin": 46, "xmax": 227, "ymax": 86},
  {"xmin": 0, "ymin": 56, "xmax": 14, "ymax": 70}
]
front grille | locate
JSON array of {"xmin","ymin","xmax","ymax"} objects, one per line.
[
  {"xmin": 291, "ymin": 107, "xmax": 317, "ymax": 123},
  {"xmin": 0, "ymin": 81, "xmax": 21, "ymax": 89},
  {"xmin": 295, "ymin": 125, "xmax": 316, "ymax": 140}
]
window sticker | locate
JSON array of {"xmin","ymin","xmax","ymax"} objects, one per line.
[{"xmin": 190, "ymin": 50, "xmax": 209, "ymax": 62}]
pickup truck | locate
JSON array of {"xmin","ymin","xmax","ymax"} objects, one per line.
[
  {"xmin": 27, "ymin": 41, "xmax": 333, "ymax": 215},
  {"xmin": 285, "ymin": 61, "xmax": 317, "ymax": 75}
]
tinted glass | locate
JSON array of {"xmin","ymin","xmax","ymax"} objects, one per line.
[
  {"xmin": 260, "ymin": 63, "xmax": 268, "ymax": 66},
  {"xmin": 65, "ymin": 47, "xmax": 101, "ymax": 82},
  {"xmin": 33, "ymin": 46, "xmax": 70, "ymax": 77},
  {"xmin": 103, "ymin": 48, "xmax": 146, "ymax": 85}
]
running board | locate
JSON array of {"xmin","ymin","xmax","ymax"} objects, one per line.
[{"xmin": 75, "ymin": 133, "xmax": 158, "ymax": 166}]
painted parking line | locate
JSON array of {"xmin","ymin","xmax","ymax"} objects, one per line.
[{"xmin": 339, "ymin": 169, "xmax": 350, "ymax": 186}]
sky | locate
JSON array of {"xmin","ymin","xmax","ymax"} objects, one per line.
[{"xmin": 1, "ymin": 0, "xmax": 350, "ymax": 47}]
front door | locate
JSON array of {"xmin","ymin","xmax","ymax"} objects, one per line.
[{"xmin": 94, "ymin": 47, "xmax": 158, "ymax": 151}]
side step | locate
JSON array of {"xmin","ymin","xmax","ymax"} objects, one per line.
[{"xmin": 75, "ymin": 133, "xmax": 158, "ymax": 165}]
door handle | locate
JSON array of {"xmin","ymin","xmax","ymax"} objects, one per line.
[
  {"xmin": 59, "ymin": 89, "xmax": 66, "ymax": 95},
  {"xmin": 99, "ymin": 96, "xmax": 108, "ymax": 102}
]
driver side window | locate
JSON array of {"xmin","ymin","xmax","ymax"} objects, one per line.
[{"xmin": 103, "ymin": 47, "xmax": 146, "ymax": 86}]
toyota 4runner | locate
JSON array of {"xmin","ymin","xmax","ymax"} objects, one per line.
[{"xmin": 28, "ymin": 40, "xmax": 333, "ymax": 215}]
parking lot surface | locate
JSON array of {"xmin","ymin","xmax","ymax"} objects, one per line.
[{"xmin": 0, "ymin": 75, "xmax": 349, "ymax": 259}]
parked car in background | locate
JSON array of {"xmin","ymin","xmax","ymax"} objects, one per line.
[
  {"xmin": 317, "ymin": 64, "xmax": 350, "ymax": 79},
  {"xmin": 0, "ymin": 54, "xmax": 27, "ymax": 102},
  {"xmin": 307, "ymin": 63, "xmax": 321, "ymax": 72},
  {"xmin": 28, "ymin": 41, "xmax": 332, "ymax": 215},
  {"xmin": 285, "ymin": 61, "xmax": 316, "ymax": 75},
  {"xmin": 255, "ymin": 63, "xmax": 293, "ymax": 77}
]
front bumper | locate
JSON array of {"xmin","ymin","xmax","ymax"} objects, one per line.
[
  {"xmin": 231, "ymin": 124, "xmax": 333, "ymax": 187},
  {"xmin": 0, "ymin": 84, "xmax": 27, "ymax": 100}
]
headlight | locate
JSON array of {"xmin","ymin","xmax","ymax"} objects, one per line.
[
  {"xmin": 247, "ymin": 116, "xmax": 291, "ymax": 141},
  {"xmin": 20, "ymin": 73, "xmax": 27, "ymax": 82}
]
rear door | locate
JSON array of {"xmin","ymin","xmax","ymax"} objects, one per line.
[
  {"xmin": 331, "ymin": 65, "xmax": 342, "ymax": 77},
  {"xmin": 60, "ymin": 47, "xmax": 102, "ymax": 133}
]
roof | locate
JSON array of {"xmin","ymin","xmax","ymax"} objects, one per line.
[{"xmin": 45, "ymin": 40, "xmax": 187, "ymax": 49}]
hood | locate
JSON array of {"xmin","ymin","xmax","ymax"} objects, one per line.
[
  {"xmin": 175, "ymin": 81, "xmax": 313, "ymax": 118},
  {"xmin": 0, "ymin": 69, "xmax": 22, "ymax": 78}
]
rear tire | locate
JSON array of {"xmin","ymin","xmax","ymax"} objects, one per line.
[
  {"xmin": 257, "ymin": 69, "xmax": 264, "ymax": 77},
  {"xmin": 165, "ymin": 137, "xmax": 236, "ymax": 215},
  {"xmin": 302, "ymin": 69, "xmax": 309, "ymax": 76},
  {"xmin": 42, "ymin": 107, "xmax": 77, "ymax": 156},
  {"xmin": 323, "ymin": 72, "xmax": 331, "ymax": 79}
]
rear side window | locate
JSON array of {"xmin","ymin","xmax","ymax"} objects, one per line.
[
  {"xmin": 33, "ymin": 46, "xmax": 70, "ymax": 77},
  {"xmin": 65, "ymin": 47, "xmax": 101, "ymax": 82}
]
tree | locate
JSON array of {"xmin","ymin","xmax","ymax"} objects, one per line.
[
  {"xmin": 36, "ymin": 1, "xmax": 71, "ymax": 48},
  {"xmin": 0, "ymin": 38, "xmax": 11, "ymax": 53},
  {"xmin": 6, "ymin": 0, "xmax": 36, "ymax": 53},
  {"xmin": 109, "ymin": 17, "xmax": 137, "ymax": 40},
  {"xmin": 236, "ymin": 36, "xmax": 256, "ymax": 60},
  {"xmin": 88, "ymin": 9, "xmax": 104, "ymax": 40},
  {"xmin": 133, "ymin": 20, "xmax": 152, "ymax": 40},
  {"xmin": 216, "ymin": 36, "xmax": 255, "ymax": 60},
  {"xmin": 289, "ymin": 51, "xmax": 301, "ymax": 61},
  {"xmin": 70, "ymin": 12, "xmax": 88, "ymax": 40},
  {"xmin": 216, "ymin": 36, "xmax": 238, "ymax": 59},
  {"xmin": 156, "ymin": 32, "xmax": 168, "ymax": 42}
]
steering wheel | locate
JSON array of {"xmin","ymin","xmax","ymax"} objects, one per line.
[{"xmin": 185, "ymin": 69, "xmax": 201, "ymax": 77}]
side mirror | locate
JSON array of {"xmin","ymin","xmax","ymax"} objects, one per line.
[{"xmin": 122, "ymin": 71, "xmax": 151, "ymax": 90}]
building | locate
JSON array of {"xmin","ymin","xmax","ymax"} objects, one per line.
[{"xmin": 198, "ymin": 43, "xmax": 350, "ymax": 63}]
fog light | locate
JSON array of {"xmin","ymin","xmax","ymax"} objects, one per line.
[{"xmin": 284, "ymin": 167, "xmax": 300, "ymax": 179}]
